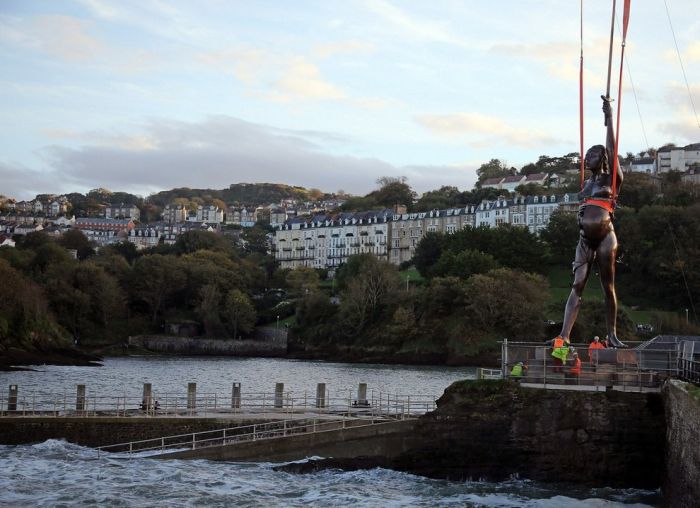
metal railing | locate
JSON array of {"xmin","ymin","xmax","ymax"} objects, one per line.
[
  {"xmin": 500, "ymin": 341, "xmax": 678, "ymax": 392},
  {"xmin": 96, "ymin": 415, "xmax": 412, "ymax": 458},
  {"xmin": 0, "ymin": 389, "xmax": 438, "ymax": 419},
  {"xmin": 678, "ymin": 358, "xmax": 700, "ymax": 384}
]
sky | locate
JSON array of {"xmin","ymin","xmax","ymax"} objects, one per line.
[{"xmin": 1, "ymin": 0, "xmax": 699, "ymax": 200}]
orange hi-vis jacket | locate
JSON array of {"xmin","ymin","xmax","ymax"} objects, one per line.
[
  {"xmin": 569, "ymin": 357, "xmax": 582, "ymax": 376},
  {"xmin": 589, "ymin": 341, "xmax": 605, "ymax": 363}
]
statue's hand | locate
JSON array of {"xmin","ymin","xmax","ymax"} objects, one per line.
[{"xmin": 601, "ymin": 95, "xmax": 613, "ymax": 119}]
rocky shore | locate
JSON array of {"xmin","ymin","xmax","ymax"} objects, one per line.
[{"xmin": 0, "ymin": 346, "xmax": 102, "ymax": 371}]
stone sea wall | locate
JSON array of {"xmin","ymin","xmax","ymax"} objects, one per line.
[
  {"xmin": 129, "ymin": 327, "xmax": 287, "ymax": 357},
  {"xmin": 662, "ymin": 380, "xmax": 700, "ymax": 508},
  {"xmin": 391, "ymin": 381, "xmax": 666, "ymax": 488}
]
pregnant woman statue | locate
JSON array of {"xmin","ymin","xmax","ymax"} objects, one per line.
[{"xmin": 556, "ymin": 96, "xmax": 626, "ymax": 348}]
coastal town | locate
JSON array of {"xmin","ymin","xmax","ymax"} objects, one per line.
[{"xmin": 2, "ymin": 143, "xmax": 699, "ymax": 270}]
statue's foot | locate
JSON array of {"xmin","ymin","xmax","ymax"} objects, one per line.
[{"xmin": 607, "ymin": 335, "xmax": 628, "ymax": 348}]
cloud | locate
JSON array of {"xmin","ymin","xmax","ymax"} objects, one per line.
[
  {"xmin": 274, "ymin": 57, "xmax": 347, "ymax": 101},
  {"xmin": 659, "ymin": 82, "xmax": 700, "ymax": 140},
  {"xmin": 313, "ymin": 41, "xmax": 375, "ymax": 59},
  {"xmin": 23, "ymin": 116, "xmax": 396, "ymax": 197},
  {"xmin": 663, "ymin": 41, "xmax": 700, "ymax": 64},
  {"xmin": 197, "ymin": 47, "xmax": 268, "ymax": 84},
  {"xmin": 490, "ymin": 38, "xmax": 608, "ymax": 88},
  {"xmin": 199, "ymin": 47, "xmax": 384, "ymax": 107},
  {"xmin": 414, "ymin": 112, "xmax": 563, "ymax": 149},
  {"xmin": 0, "ymin": 116, "xmax": 480, "ymax": 200},
  {"xmin": 364, "ymin": 0, "xmax": 468, "ymax": 47},
  {"xmin": 0, "ymin": 161, "xmax": 62, "ymax": 200},
  {"xmin": 23, "ymin": 15, "xmax": 105, "ymax": 63}
]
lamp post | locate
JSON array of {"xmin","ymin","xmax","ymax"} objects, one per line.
[
  {"xmin": 406, "ymin": 274, "xmax": 410, "ymax": 292},
  {"xmin": 686, "ymin": 308, "xmax": 689, "ymax": 324},
  {"xmin": 276, "ymin": 315, "xmax": 280, "ymax": 334}
]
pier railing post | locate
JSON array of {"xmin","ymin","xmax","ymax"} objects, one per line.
[
  {"xmin": 187, "ymin": 383, "xmax": 196, "ymax": 413},
  {"xmin": 232, "ymin": 383, "xmax": 241, "ymax": 410},
  {"xmin": 274, "ymin": 383, "xmax": 284, "ymax": 409},
  {"xmin": 7, "ymin": 385, "xmax": 18, "ymax": 412},
  {"xmin": 357, "ymin": 383, "xmax": 367, "ymax": 407},
  {"xmin": 142, "ymin": 383, "xmax": 152, "ymax": 414},
  {"xmin": 316, "ymin": 383, "xmax": 326, "ymax": 409},
  {"xmin": 76, "ymin": 384, "xmax": 86, "ymax": 413}
]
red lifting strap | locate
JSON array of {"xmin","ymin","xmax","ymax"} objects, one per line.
[
  {"xmin": 579, "ymin": 0, "xmax": 585, "ymax": 190},
  {"xmin": 611, "ymin": 0, "xmax": 631, "ymax": 202}
]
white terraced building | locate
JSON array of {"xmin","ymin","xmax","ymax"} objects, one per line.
[{"xmin": 274, "ymin": 195, "xmax": 581, "ymax": 270}]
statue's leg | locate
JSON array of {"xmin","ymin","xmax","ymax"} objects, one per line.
[
  {"xmin": 560, "ymin": 237, "xmax": 595, "ymax": 341},
  {"xmin": 597, "ymin": 230, "xmax": 626, "ymax": 348}
]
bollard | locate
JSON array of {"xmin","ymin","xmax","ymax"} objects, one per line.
[
  {"xmin": 315, "ymin": 383, "xmax": 326, "ymax": 409},
  {"xmin": 76, "ymin": 384, "xmax": 86, "ymax": 412},
  {"xmin": 231, "ymin": 383, "xmax": 241, "ymax": 409},
  {"xmin": 187, "ymin": 383, "xmax": 197, "ymax": 410},
  {"xmin": 274, "ymin": 383, "xmax": 284, "ymax": 409},
  {"xmin": 356, "ymin": 383, "xmax": 368, "ymax": 407},
  {"xmin": 142, "ymin": 383, "xmax": 152, "ymax": 411},
  {"xmin": 8, "ymin": 385, "xmax": 18, "ymax": 412}
]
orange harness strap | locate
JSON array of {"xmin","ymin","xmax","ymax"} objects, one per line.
[{"xmin": 585, "ymin": 198, "xmax": 615, "ymax": 214}]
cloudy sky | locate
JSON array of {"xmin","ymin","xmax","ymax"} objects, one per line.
[{"xmin": 1, "ymin": 0, "xmax": 699, "ymax": 200}]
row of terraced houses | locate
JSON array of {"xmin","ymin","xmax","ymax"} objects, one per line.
[{"xmin": 274, "ymin": 193, "xmax": 581, "ymax": 269}]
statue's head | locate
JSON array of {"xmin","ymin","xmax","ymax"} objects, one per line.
[{"xmin": 585, "ymin": 145, "xmax": 608, "ymax": 174}]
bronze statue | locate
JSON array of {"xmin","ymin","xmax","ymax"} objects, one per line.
[{"xmin": 557, "ymin": 96, "xmax": 626, "ymax": 348}]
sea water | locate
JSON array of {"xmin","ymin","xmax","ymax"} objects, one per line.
[
  {"xmin": 0, "ymin": 440, "xmax": 660, "ymax": 507},
  {"xmin": 0, "ymin": 358, "xmax": 662, "ymax": 506}
]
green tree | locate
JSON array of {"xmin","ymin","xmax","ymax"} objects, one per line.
[
  {"xmin": 465, "ymin": 268, "xmax": 548, "ymax": 339},
  {"xmin": 174, "ymin": 230, "xmax": 233, "ymax": 255},
  {"xmin": 412, "ymin": 232, "xmax": 445, "ymax": 278},
  {"xmin": 476, "ymin": 159, "xmax": 514, "ymax": 185},
  {"xmin": 432, "ymin": 249, "xmax": 499, "ymax": 280},
  {"xmin": 58, "ymin": 229, "xmax": 94, "ymax": 260},
  {"xmin": 414, "ymin": 186, "xmax": 462, "ymax": 211},
  {"xmin": 225, "ymin": 289, "xmax": 256, "ymax": 339},
  {"xmin": 368, "ymin": 176, "xmax": 416, "ymax": 208},
  {"xmin": 197, "ymin": 284, "xmax": 224, "ymax": 337},
  {"xmin": 540, "ymin": 211, "xmax": 579, "ymax": 264},
  {"xmin": 286, "ymin": 267, "xmax": 320, "ymax": 294},
  {"xmin": 338, "ymin": 256, "xmax": 400, "ymax": 336},
  {"xmin": 131, "ymin": 255, "xmax": 186, "ymax": 324}
]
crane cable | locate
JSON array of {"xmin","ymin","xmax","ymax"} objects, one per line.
[
  {"xmin": 663, "ymin": 0, "xmax": 700, "ymax": 130},
  {"xmin": 610, "ymin": 0, "xmax": 631, "ymax": 203}
]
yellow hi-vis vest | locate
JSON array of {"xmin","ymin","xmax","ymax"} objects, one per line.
[
  {"xmin": 510, "ymin": 364, "xmax": 523, "ymax": 377},
  {"xmin": 551, "ymin": 338, "xmax": 569, "ymax": 362}
]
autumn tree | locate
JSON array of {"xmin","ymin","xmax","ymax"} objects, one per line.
[{"xmin": 338, "ymin": 255, "xmax": 401, "ymax": 336}]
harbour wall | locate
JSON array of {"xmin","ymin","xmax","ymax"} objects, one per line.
[
  {"xmin": 662, "ymin": 380, "xmax": 700, "ymax": 508},
  {"xmin": 129, "ymin": 328, "xmax": 287, "ymax": 357},
  {"xmin": 0, "ymin": 417, "xmax": 273, "ymax": 448}
]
